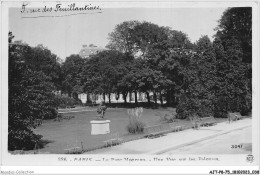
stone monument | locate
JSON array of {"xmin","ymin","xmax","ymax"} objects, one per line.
[{"xmin": 90, "ymin": 102, "xmax": 110, "ymax": 135}]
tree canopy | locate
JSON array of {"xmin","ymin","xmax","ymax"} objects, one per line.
[
  {"xmin": 61, "ymin": 54, "xmax": 85, "ymax": 99},
  {"xmin": 8, "ymin": 32, "xmax": 59, "ymax": 150},
  {"xmin": 215, "ymin": 7, "xmax": 252, "ymax": 63}
]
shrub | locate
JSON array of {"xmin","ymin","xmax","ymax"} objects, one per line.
[
  {"xmin": 176, "ymin": 95, "xmax": 214, "ymax": 119},
  {"xmin": 214, "ymin": 94, "xmax": 252, "ymax": 118},
  {"xmin": 8, "ymin": 128, "xmax": 42, "ymax": 151},
  {"xmin": 126, "ymin": 119, "xmax": 145, "ymax": 134},
  {"xmin": 240, "ymin": 93, "xmax": 252, "ymax": 116}
]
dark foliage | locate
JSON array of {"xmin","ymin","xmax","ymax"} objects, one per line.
[
  {"xmin": 54, "ymin": 95, "xmax": 82, "ymax": 108},
  {"xmin": 8, "ymin": 32, "xmax": 58, "ymax": 150}
]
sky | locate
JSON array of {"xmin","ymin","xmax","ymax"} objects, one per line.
[{"xmin": 9, "ymin": 7, "xmax": 226, "ymax": 61}]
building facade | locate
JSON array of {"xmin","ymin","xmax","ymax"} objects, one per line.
[{"xmin": 79, "ymin": 44, "xmax": 106, "ymax": 58}]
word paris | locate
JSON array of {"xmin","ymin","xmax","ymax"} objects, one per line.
[{"xmin": 20, "ymin": 3, "xmax": 101, "ymax": 14}]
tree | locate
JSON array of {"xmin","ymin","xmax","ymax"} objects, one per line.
[
  {"xmin": 214, "ymin": 7, "xmax": 252, "ymax": 116},
  {"xmin": 215, "ymin": 7, "xmax": 252, "ymax": 97},
  {"xmin": 129, "ymin": 23, "xmax": 176, "ymax": 105},
  {"xmin": 156, "ymin": 29, "xmax": 193, "ymax": 106},
  {"xmin": 213, "ymin": 37, "xmax": 251, "ymax": 117},
  {"xmin": 130, "ymin": 22, "xmax": 168, "ymax": 59},
  {"xmin": 194, "ymin": 36, "xmax": 216, "ymax": 117},
  {"xmin": 213, "ymin": 37, "xmax": 229, "ymax": 117},
  {"xmin": 61, "ymin": 54, "xmax": 84, "ymax": 98},
  {"xmin": 8, "ymin": 32, "xmax": 58, "ymax": 150},
  {"xmin": 109, "ymin": 21, "xmax": 194, "ymax": 106},
  {"xmin": 215, "ymin": 7, "xmax": 252, "ymax": 63},
  {"xmin": 120, "ymin": 58, "xmax": 159, "ymax": 105},
  {"xmin": 176, "ymin": 36, "xmax": 216, "ymax": 119},
  {"xmin": 106, "ymin": 20, "xmax": 140, "ymax": 55},
  {"xmin": 82, "ymin": 50, "xmax": 131, "ymax": 103},
  {"xmin": 22, "ymin": 44, "xmax": 62, "ymax": 90}
]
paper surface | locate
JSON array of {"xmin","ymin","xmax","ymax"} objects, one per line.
[{"xmin": 1, "ymin": 0, "xmax": 259, "ymax": 174}]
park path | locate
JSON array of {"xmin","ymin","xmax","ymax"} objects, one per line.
[
  {"xmin": 86, "ymin": 118, "xmax": 252, "ymax": 154},
  {"xmin": 162, "ymin": 126, "xmax": 251, "ymax": 154},
  {"xmin": 57, "ymin": 106, "xmax": 124, "ymax": 113},
  {"xmin": 58, "ymin": 106, "xmax": 96, "ymax": 113}
]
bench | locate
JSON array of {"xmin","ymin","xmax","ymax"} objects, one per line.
[
  {"xmin": 64, "ymin": 147, "xmax": 82, "ymax": 154},
  {"xmin": 228, "ymin": 113, "xmax": 243, "ymax": 123},
  {"xmin": 104, "ymin": 133, "xmax": 123, "ymax": 147}
]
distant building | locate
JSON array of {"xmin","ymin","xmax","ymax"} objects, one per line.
[
  {"xmin": 10, "ymin": 40, "xmax": 28, "ymax": 47},
  {"xmin": 79, "ymin": 44, "xmax": 106, "ymax": 58}
]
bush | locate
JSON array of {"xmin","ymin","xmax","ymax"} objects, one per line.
[
  {"xmin": 214, "ymin": 94, "xmax": 252, "ymax": 118},
  {"xmin": 240, "ymin": 93, "xmax": 252, "ymax": 116},
  {"xmin": 8, "ymin": 128, "xmax": 42, "ymax": 151},
  {"xmin": 126, "ymin": 108, "xmax": 145, "ymax": 134},
  {"xmin": 176, "ymin": 95, "xmax": 214, "ymax": 119}
]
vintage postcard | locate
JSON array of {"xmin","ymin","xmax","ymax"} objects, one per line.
[{"xmin": 1, "ymin": 0, "xmax": 259, "ymax": 174}]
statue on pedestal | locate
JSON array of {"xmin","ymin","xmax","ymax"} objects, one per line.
[{"xmin": 96, "ymin": 101, "xmax": 107, "ymax": 119}]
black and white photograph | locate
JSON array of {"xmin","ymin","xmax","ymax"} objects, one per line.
[{"xmin": 1, "ymin": 0, "xmax": 259, "ymax": 174}]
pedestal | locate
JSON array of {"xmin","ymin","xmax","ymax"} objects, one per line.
[{"xmin": 90, "ymin": 120, "xmax": 110, "ymax": 135}]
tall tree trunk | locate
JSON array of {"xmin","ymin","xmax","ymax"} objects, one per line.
[
  {"xmin": 123, "ymin": 92, "xmax": 127, "ymax": 104},
  {"xmin": 108, "ymin": 93, "xmax": 111, "ymax": 104},
  {"xmin": 166, "ymin": 90, "xmax": 171, "ymax": 105},
  {"xmin": 146, "ymin": 92, "xmax": 150, "ymax": 104},
  {"xmin": 129, "ymin": 92, "xmax": 132, "ymax": 102},
  {"xmin": 172, "ymin": 93, "xmax": 175, "ymax": 106},
  {"xmin": 116, "ymin": 92, "xmax": 120, "ymax": 103},
  {"xmin": 134, "ymin": 91, "xmax": 138, "ymax": 105},
  {"xmin": 166, "ymin": 90, "xmax": 176, "ymax": 106},
  {"xmin": 87, "ymin": 93, "xmax": 91, "ymax": 103},
  {"xmin": 103, "ymin": 93, "xmax": 106, "ymax": 103},
  {"xmin": 153, "ymin": 91, "xmax": 157, "ymax": 104},
  {"xmin": 159, "ymin": 91, "xmax": 163, "ymax": 105},
  {"xmin": 72, "ymin": 92, "xmax": 78, "ymax": 100}
]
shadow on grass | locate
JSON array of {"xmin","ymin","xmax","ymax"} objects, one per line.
[
  {"xmin": 37, "ymin": 139, "xmax": 54, "ymax": 149},
  {"xmin": 101, "ymin": 102, "xmax": 177, "ymax": 109},
  {"xmin": 9, "ymin": 139, "xmax": 54, "ymax": 154}
]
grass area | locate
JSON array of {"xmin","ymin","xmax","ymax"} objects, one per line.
[{"xmin": 32, "ymin": 107, "xmax": 227, "ymax": 154}]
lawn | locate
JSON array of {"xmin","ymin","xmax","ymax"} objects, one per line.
[
  {"xmin": 33, "ymin": 107, "xmax": 174, "ymax": 153},
  {"xmin": 33, "ymin": 107, "xmax": 226, "ymax": 154}
]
